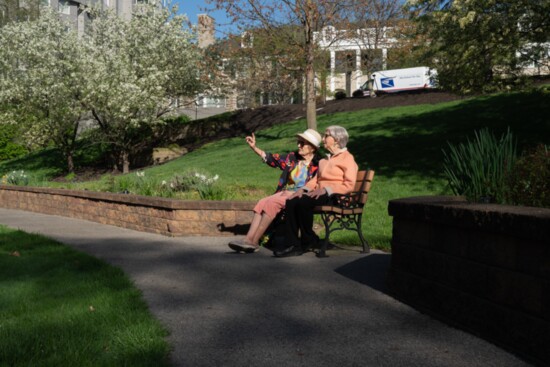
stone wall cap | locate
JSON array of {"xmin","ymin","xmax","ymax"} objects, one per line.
[
  {"xmin": 0, "ymin": 185, "xmax": 255, "ymax": 210},
  {"xmin": 388, "ymin": 195, "xmax": 550, "ymax": 242}
]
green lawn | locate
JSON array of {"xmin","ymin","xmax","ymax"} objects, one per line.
[
  {"xmin": 0, "ymin": 225, "xmax": 171, "ymax": 366},
  {"xmin": 1, "ymin": 87, "xmax": 549, "ymax": 250}
]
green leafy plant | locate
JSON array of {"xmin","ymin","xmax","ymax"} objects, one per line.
[
  {"xmin": 442, "ymin": 128, "xmax": 517, "ymax": 203},
  {"xmin": 114, "ymin": 174, "xmax": 134, "ymax": 194},
  {"xmin": 505, "ymin": 144, "xmax": 549, "ymax": 208},
  {"xmin": 132, "ymin": 171, "xmax": 158, "ymax": 196},
  {"xmin": 64, "ymin": 172, "xmax": 76, "ymax": 182},
  {"xmin": 191, "ymin": 172, "xmax": 225, "ymax": 200}
]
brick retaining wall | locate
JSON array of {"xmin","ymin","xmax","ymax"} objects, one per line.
[
  {"xmin": 0, "ymin": 185, "xmax": 254, "ymax": 236},
  {"xmin": 388, "ymin": 196, "xmax": 550, "ymax": 365}
]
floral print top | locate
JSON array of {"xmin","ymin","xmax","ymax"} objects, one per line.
[{"xmin": 264, "ymin": 151, "xmax": 320, "ymax": 193}]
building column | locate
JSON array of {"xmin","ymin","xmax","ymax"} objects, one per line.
[
  {"xmin": 382, "ymin": 48, "xmax": 388, "ymax": 70},
  {"xmin": 330, "ymin": 50, "xmax": 335, "ymax": 92},
  {"xmin": 355, "ymin": 49, "xmax": 362, "ymax": 90},
  {"xmin": 225, "ymin": 91, "xmax": 238, "ymax": 112}
]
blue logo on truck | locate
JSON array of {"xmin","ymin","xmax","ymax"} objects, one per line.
[{"xmin": 381, "ymin": 78, "xmax": 394, "ymax": 88}]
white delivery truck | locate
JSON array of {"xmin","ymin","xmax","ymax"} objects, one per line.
[{"xmin": 356, "ymin": 66, "xmax": 438, "ymax": 96}]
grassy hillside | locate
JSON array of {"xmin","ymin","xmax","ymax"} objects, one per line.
[{"xmin": 2, "ymin": 87, "xmax": 549, "ymax": 250}]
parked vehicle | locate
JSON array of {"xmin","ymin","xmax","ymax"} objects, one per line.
[{"xmin": 355, "ymin": 66, "xmax": 438, "ymax": 97}]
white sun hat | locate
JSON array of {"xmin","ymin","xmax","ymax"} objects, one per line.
[{"xmin": 296, "ymin": 129, "xmax": 322, "ymax": 148}]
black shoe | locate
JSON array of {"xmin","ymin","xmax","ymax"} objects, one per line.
[{"xmin": 273, "ymin": 246, "xmax": 303, "ymax": 258}]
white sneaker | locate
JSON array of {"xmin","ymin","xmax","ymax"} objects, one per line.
[{"xmin": 228, "ymin": 239, "xmax": 259, "ymax": 253}]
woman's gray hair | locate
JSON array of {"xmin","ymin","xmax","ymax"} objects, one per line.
[{"xmin": 326, "ymin": 125, "xmax": 349, "ymax": 148}]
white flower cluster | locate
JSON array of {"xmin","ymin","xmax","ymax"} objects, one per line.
[
  {"xmin": 159, "ymin": 179, "xmax": 175, "ymax": 189},
  {"xmin": 2, "ymin": 170, "xmax": 29, "ymax": 186},
  {"xmin": 194, "ymin": 172, "xmax": 219, "ymax": 185}
]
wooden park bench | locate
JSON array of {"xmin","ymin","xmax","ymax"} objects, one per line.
[{"xmin": 313, "ymin": 169, "xmax": 375, "ymax": 257}]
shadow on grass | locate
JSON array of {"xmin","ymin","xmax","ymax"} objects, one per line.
[
  {"xmin": 0, "ymin": 139, "xmax": 110, "ymax": 179},
  {"xmin": 346, "ymin": 89, "xmax": 550, "ymax": 180},
  {"xmin": 0, "ymin": 148, "xmax": 65, "ymax": 176}
]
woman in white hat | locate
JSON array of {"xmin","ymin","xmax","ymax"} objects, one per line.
[{"xmin": 228, "ymin": 128, "xmax": 322, "ymax": 253}]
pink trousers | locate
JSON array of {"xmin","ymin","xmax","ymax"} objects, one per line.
[{"xmin": 253, "ymin": 191, "xmax": 294, "ymax": 219}]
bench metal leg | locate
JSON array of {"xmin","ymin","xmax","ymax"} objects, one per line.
[
  {"xmin": 356, "ymin": 215, "xmax": 370, "ymax": 253},
  {"xmin": 316, "ymin": 213, "xmax": 332, "ymax": 258},
  {"xmin": 316, "ymin": 238, "xmax": 329, "ymax": 258},
  {"xmin": 315, "ymin": 212, "xmax": 369, "ymax": 256}
]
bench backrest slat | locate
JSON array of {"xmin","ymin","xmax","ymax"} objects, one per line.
[{"xmin": 355, "ymin": 170, "xmax": 375, "ymax": 205}]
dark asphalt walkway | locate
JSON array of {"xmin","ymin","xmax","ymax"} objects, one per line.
[{"xmin": 0, "ymin": 208, "xmax": 531, "ymax": 366}]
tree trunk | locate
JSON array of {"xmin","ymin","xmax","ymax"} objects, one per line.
[
  {"xmin": 304, "ymin": 5, "xmax": 317, "ymax": 131},
  {"xmin": 305, "ymin": 63, "xmax": 317, "ymax": 130},
  {"xmin": 108, "ymin": 151, "xmax": 120, "ymax": 173},
  {"xmin": 66, "ymin": 152, "xmax": 74, "ymax": 173},
  {"xmin": 122, "ymin": 151, "xmax": 130, "ymax": 174}
]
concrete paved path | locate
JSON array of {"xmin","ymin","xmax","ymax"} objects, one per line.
[{"xmin": 0, "ymin": 208, "xmax": 532, "ymax": 367}]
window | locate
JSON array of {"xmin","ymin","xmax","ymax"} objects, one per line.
[{"xmin": 58, "ymin": 0, "xmax": 70, "ymax": 14}]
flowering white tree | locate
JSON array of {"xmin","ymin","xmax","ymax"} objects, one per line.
[
  {"xmin": 0, "ymin": 3, "xmax": 200, "ymax": 173},
  {"xmin": 82, "ymin": 4, "xmax": 200, "ymax": 173},
  {"xmin": 0, "ymin": 9, "xmax": 87, "ymax": 172}
]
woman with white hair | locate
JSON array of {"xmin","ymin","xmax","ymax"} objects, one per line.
[{"xmin": 274, "ymin": 125, "xmax": 358, "ymax": 257}]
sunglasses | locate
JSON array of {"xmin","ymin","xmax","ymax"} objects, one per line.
[{"xmin": 297, "ymin": 140, "xmax": 308, "ymax": 146}]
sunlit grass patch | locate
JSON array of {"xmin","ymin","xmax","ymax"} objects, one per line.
[{"xmin": 0, "ymin": 225, "xmax": 170, "ymax": 367}]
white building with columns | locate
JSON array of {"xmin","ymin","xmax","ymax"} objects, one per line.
[
  {"xmin": 314, "ymin": 25, "xmax": 398, "ymax": 96},
  {"xmin": 195, "ymin": 18, "xmax": 401, "ymax": 112}
]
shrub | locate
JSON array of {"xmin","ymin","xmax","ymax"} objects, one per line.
[
  {"xmin": 442, "ymin": 128, "xmax": 517, "ymax": 203},
  {"xmin": 334, "ymin": 90, "xmax": 347, "ymax": 100},
  {"xmin": 0, "ymin": 142, "xmax": 28, "ymax": 161},
  {"xmin": 505, "ymin": 144, "xmax": 549, "ymax": 208},
  {"xmin": 0, "ymin": 124, "xmax": 28, "ymax": 161},
  {"xmin": 165, "ymin": 114, "xmax": 191, "ymax": 125}
]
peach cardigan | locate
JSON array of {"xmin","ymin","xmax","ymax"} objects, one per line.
[{"xmin": 304, "ymin": 149, "xmax": 358, "ymax": 195}]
